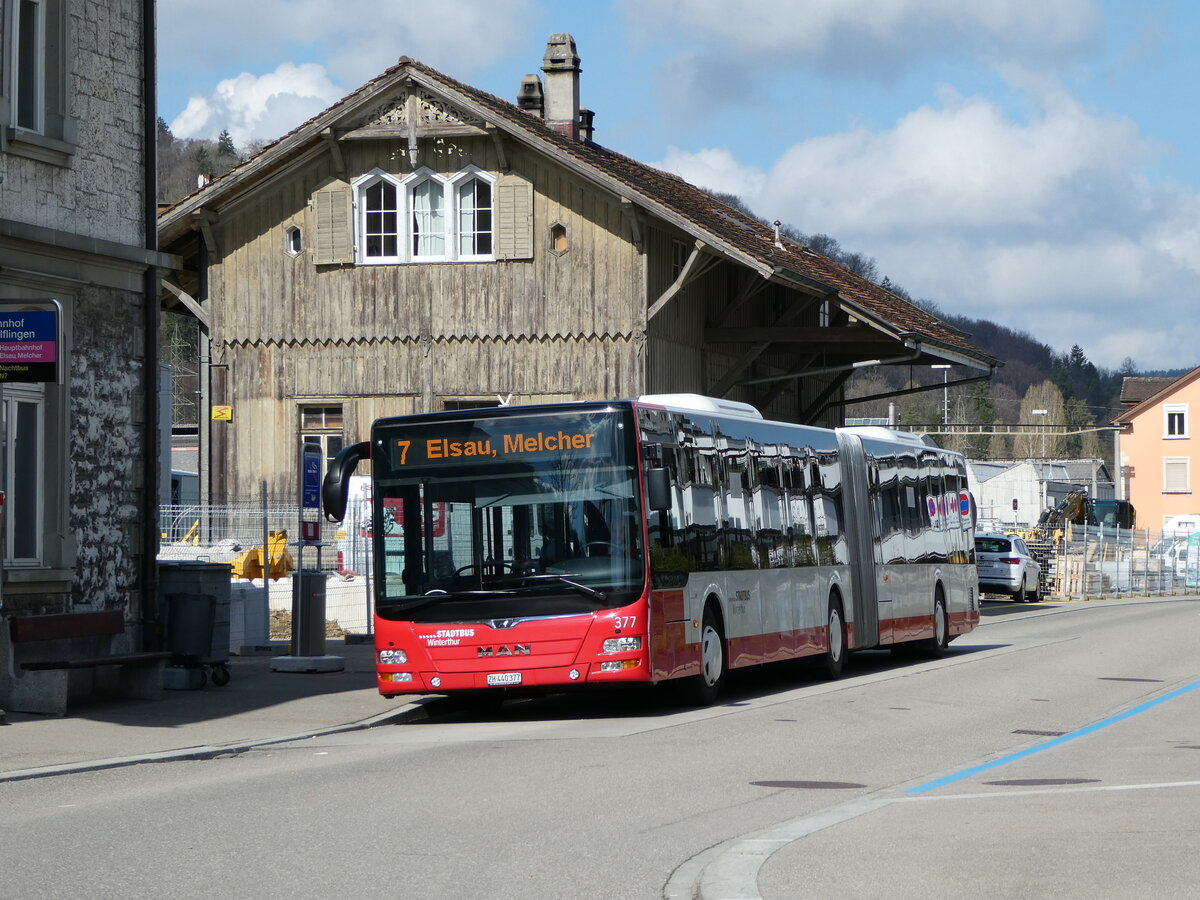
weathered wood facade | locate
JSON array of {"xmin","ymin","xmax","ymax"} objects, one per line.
[{"xmin": 159, "ymin": 35, "xmax": 998, "ymax": 504}]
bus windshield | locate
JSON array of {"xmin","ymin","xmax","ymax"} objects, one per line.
[{"xmin": 372, "ymin": 407, "xmax": 646, "ymax": 622}]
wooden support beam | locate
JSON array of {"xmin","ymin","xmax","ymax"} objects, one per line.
[
  {"xmin": 705, "ymin": 325, "xmax": 896, "ymax": 346},
  {"xmin": 320, "ymin": 128, "xmax": 346, "ymax": 181},
  {"xmin": 711, "ymin": 272, "xmax": 771, "ymax": 330},
  {"xmin": 161, "ymin": 278, "xmax": 210, "ymax": 332},
  {"xmin": 486, "ymin": 124, "xmax": 509, "ymax": 172},
  {"xmin": 647, "ymin": 240, "xmax": 719, "ymax": 320},
  {"xmin": 192, "ymin": 210, "xmax": 219, "ymax": 256},
  {"xmin": 620, "ymin": 198, "xmax": 643, "ymax": 252},
  {"xmin": 798, "ymin": 370, "xmax": 853, "ymax": 423},
  {"xmin": 706, "ymin": 297, "xmax": 814, "ymax": 397}
]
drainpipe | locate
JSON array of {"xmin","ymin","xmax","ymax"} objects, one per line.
[{"xmin": 141, "ymin": 0, "xmax": 161, "ymax": 648}]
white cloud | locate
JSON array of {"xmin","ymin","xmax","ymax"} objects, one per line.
[
  {"xmin": 655, "ymin": 90, "xmax": 1200, "ymax": 370},
  {"xmin": 169, "ymin": 63, "xmax": 345, "ymax": 145},
  {"xmin": 652, "ymin": 147, "xmax": 767, "ymax": 200},
  {"xmin": 762, "ymin": 92, "xmax": 1151, "ymax": 236},
  {"xmin": 160, "ymin": 0, "xmax": 537, "ymax": 91},
  {"xmin": 622, "ymin": 0, "xmax": 1101, "ymax": 77}
]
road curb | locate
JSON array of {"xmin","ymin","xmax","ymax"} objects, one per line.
[{"xmin": 0, "ymin": 698, "xmax": 431, "ymax": 784}]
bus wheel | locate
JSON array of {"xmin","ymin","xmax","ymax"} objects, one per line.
[
  {"xmin": 819, "ymin": 596, "xmax": 847, "ymax": 680},
  {"xmin": 682, "ymin": 606, "xmax": 726, "ymax": 706},
  {"xmin": 920, "ymin": 590, "xmax": 949, "ymax": 659}
]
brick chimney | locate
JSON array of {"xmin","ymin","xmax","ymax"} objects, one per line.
[{"xmin": 541, "ymin": 33, "xmax": 581, "ymax": 140}]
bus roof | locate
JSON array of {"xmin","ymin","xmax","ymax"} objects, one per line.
[
  {"xmin": 838, "ymin": 425, "xmax": 941, "ymax": 448},
  {"xmin": 636, "ymin": 394, "xmax": 764, "ymax": 419}
]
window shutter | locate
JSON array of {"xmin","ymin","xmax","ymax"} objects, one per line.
[
  {"xmin": 313, "ymin": 184, "xmax": 354, "ymax": 264},
  {"xmin": 1164, "ymin": 458, "xmax": 1189, "ymax": 493},
  {"xmin": 495, "ymin": 173, "xmax": 533, "ymax": 260}
]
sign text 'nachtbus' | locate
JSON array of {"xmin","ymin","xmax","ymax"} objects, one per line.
[{"xmin": 395, "ymin": 430, "xmax": 597, "ymax": 465}]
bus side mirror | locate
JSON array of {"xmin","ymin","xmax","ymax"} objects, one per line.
[
  {"xmin": 646, "ymin": 467, "xmax": 672, "ymax": 512},
  {"xmin": 322, "ymin": 441, "xmax": 371, "ymax": 522}
]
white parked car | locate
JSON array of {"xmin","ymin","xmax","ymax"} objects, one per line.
[{"xmin": 975, "ymin": 532, "xmax": 1041, "ymax": 602}]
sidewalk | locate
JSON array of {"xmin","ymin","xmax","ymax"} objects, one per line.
[{"xmin": 0, "ymin": 639, "xmax": 423, "ymax": 782}]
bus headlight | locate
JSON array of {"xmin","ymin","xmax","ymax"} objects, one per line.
[
  {"xmin": 380, "ymin": 672, "xmax": 414, "ymax": 683},
  {"xmin": 378, "ymin": 649, "xmax": 408, "ymax": 664},
  {"xmin": 602, "ymin": 636, "xmax": 642, "ymax": 653}
]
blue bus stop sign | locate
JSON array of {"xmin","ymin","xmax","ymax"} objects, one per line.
[{"xmin": 302, "ymin": 444, "xmax": 322, "ymax": 510}]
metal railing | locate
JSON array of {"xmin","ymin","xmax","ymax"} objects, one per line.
[
  {"xmin": 1017, "ymin": 525, "xmax": 1198, "ymax": 601},
  {"xmin": 158, "ymin": 499, "xmax": 375, "ymax": 636}
]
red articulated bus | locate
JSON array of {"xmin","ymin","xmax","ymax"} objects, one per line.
[{"xmin": 321, "ymin": 394, "xmax": 979, "ymax": 706}]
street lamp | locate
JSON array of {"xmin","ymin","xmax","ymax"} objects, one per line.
[
  {"xmin": 931, "ymin": 365, "xmax": 950, "ymax": 425},
  {"xmin": 1032, "ymin": 409, "xmax": 1048, "ymax": 458}
]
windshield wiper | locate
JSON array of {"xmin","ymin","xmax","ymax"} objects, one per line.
[
  {"xmin": 381, "ymin": 588, "xmax": 519, "ymax": 614},
  {"xmin": 522, "ymin": 573, "xmax": 607, "ymax": 600},
  {"xmin": 382, "ymin": 574, "xmax": 607, "ymax": 613}
]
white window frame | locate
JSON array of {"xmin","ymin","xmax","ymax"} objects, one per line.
[
  {"xmin": 284, "ymin": 225, "xmax": 303, "ymax": 257},
  {"xmin": 450, "ymin": 166, "xmax": 496, "ymax": 262},
  {"xmin": 352, "ymin": 169, "xmax": 403, "ymax": 264},
  {"xmin": 3, "ymin": 384, "xmax": 45, "ymax": 565},
  {"xmin": 351, "ymin": 167, "xmax": 497, "ymax": 265},
  {"xmin": 1163, "ymin": 457, "xmax": 1190, "ymax": 494},
  {"xmin": 1164, "ymin": 403, "xmax": 1188, "ymax": 439},
  {"xmin": 404, "ymin": 168, "xmax": 449, "ymax": 262}
]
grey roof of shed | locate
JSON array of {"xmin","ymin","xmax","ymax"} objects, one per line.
[{"xmin": 159, "ymin": 56, "xmax": 998, "ymax": 370}]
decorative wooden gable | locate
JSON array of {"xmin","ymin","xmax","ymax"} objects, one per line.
[{"xmin": 342, "ymin": 87, "xmax": 488, "ymax": 142}]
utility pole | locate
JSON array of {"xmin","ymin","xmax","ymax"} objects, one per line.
[
  {"xmin": 931, "ymin": 365, "xmax": 950, "ymax": 425},
  {"xmin": 1033, "ymin": 409, "xmax": 1048, "ymax": 457}
]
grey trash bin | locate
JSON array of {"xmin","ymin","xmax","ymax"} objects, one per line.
[
  {"xmin": 292, "ymin": 570, "xmax": 327, "ymax": 657},
  {"xmin": 159, "ymin": 560, "xmax": 232, "ymax": 685}
]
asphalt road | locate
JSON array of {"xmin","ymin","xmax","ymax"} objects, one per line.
[{"xmin": 4, "ymin": 596, "xmax": 1198, "ymax": 899}]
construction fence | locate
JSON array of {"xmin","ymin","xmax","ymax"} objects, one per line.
[
  {"xmin": 159, "ymin": 499, "xmax": 376, "ymax": 638},
  {"xmin": 1020, "ymin": 526, "xmax": 1200, "ymax": 601},
  {"xmin": 159, "ymin": 504, "xmax": 1200, "ymax": 631}
]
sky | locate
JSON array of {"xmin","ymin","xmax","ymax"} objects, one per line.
[{"xmin": 157, "ymin": 0, "xmax": 1200, "ymax": 373}]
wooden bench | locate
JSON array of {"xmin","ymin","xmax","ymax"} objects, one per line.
[{"xmin": 2, "ymin": 610, "xmax": 171, "ymax": 715}]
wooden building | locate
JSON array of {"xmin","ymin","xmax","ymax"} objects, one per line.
[{"xmin": 158, "ymin": 34, "xmax": 999, "ymax": 503}]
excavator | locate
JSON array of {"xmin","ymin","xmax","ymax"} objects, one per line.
[{"xmin": 1037, "ymin": 492, "xmax": 1135, "ymax": 531}]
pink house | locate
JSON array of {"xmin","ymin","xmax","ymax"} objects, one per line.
[{"xmin": 1115, "ymin": 368, "xmax": 1200, "ymax": 530}]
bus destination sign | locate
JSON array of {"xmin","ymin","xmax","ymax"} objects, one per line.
[
  {"xmin": 395, "ymin": 429, "xmax": 598, "ymax": 465},
  {"xmin": 0, "ymin": 309, "xmax": 58, "ymax": 383}
]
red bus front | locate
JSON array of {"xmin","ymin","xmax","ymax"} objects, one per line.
[{"xmin": 367, "ymin": 402, "xmax": 658, "ymax": 697}]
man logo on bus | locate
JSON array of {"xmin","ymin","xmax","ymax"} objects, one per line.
[{"xmin": 478, "ymin": 645, "xmax": 531, "ymax": 657}]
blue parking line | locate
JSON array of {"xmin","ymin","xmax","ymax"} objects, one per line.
[{"xmin": 905, "ymin": 680, "xmax": 1200, "ymax": 794}]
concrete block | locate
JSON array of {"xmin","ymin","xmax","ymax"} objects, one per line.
[{"xmin": 163, "ymin": 666, "xmax": 206, "ymax": 691}]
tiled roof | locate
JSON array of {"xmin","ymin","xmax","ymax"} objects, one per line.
[
  {"xmin": 160, "ymin": 56, "xmax": 996, "ymax": 367},
  {"xmin": 1116, "ymin": 367, "xmax": 1200, "ymax": 423},
  {"xmin": 1119, "ymin": 376, "xmax": 1177, "ymax": 405}
]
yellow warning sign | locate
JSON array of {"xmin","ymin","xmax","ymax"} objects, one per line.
[{"xmin": 211, "ymin": 405, "xmax": 233, "ymax": 421}]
